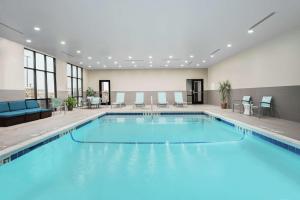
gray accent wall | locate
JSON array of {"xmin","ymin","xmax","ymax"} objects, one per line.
[
  {"xmin": 207, "ymin": 85, "xmax": 300, "ymax": 122},
  {"xmin": 0, "ymin": 89, "xmax": 25, "ymax": 101}
]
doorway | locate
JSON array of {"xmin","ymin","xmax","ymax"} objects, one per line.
[
  {"xmin": 186, "ymin": 79, "xmax": 204, "ymax": 104},
  {"xmin": 99, "ymin": 80, "xmax": 111, "ymax": 105}
]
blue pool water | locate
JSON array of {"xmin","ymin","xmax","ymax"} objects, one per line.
[{"xmin": 0, "ymin": 114, "xmax": 300, "ymax": 200}]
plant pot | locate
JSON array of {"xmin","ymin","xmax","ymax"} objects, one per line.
[
  {"xmin": 68, "ymin": 106, "xmax": 73, "ymax": 111},
  {"xmin": 221, "ymin": 102, "xmax": 227, "ymax": 109}
]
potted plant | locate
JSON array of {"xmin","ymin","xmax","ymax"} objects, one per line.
[
  {"xmin": 86, "ymin": 87, "xmax": 95, "ymax": 97},
  {"xmin": 218, "ymin": 80, "xmax": 231, "ymax": 109},
  {"xmin": 65, "ymin": 97, "xmax": 77, "ymax": 111}
]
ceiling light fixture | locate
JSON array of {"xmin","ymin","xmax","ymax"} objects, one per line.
[
  {"xmin": 248, "ymin": 29, "xmax": 254, "ymax": 34},
  {"xmin": 149, "ymin": 65, "xmax": 152, "ymax": 67},
  {"xmin": 202, "ymin": 60, "xmax": 206, "ymax": 63},
  {"xmin": 25, "ymin": 39, "xmax": 32, "ymax": 43},
  {"xmin": 165, "ymin": 64, "xmax": 168, "ymax": 67},
  {"xmin": 131, "ymin": 61, "xmax": 135, "ymax": 64},
  {"xmin": 190, "ymin": 55, "xmax": 194, "ymax": 58},
  {"xmin": 149, "ymin": 61, "xmax": 152, "ymax": 64},
  {"xmin": 103, "ymin": 65, "xmax": 107, "ymax": 68},
  {"xmin": 184, "ymin": 60, "xmax": 188, "ymax": 64},
  {"xmin": 196, "ymin": 64, "xmax": 200, "ymax": 67},
  {"xmin": 134, "ymin": 65, "xmax": 137, "ymax": 67},
  {"xmin": 79, "ymin": 61, "xmax": 83, "ymax": 64},
  {"xmin": 96, "ymin": 61, "xmax": 100, "ymax": 64},
  {"xmin": 227, "ymin": 44, "xmax": 232, "ymax": 48},
  {"xmin": 210, "ymin": 54, "xmax": 215, "ymax": 58},
  {"xmin": 128, "ymin": 56, "xmax": 132, "ymax": 59},
  {"xmin": 88, "ymin": 66, "xmax": 92, "ymax": 68},
  {"xmin": 167, "ymin": 60, "xmax": 170, "ymax": 64},
  {"xmin": 118, "ymin": 65, "xmax": 122, "ymax": 68},
  {"xmin": 60, "ymin": 41, "xmax": 66, "ymax": 45},
  {"xmin": 76, "ymin": 50, "xmax": 81, "ymax": 54},
  {"xmin": 34, "ymin": 26, "xmax": 40, "ymax": 31},
  {"xmin": 114, "ymin": 61, "xmax": 118, "ymax": 65},
  {"xmin": 180, "ymin": 64, "xmax": 184, "ymax": 67},
  {"xmin": 108, "ymin": 56, "xmax": 112, "ymax": 60},
  {"xmin": 169, "ymin": 55, "xmax": 173, "ymax": 59},
  {"xmin": 149, "ymin": 56, "xmax": 152, "ymax": 59},
  {"xmin": 88, "ymin": 56, "xmax": 92, "ymax": 60}
]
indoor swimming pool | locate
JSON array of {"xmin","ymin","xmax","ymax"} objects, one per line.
[{"xmin": 0, "ymin": 113, "xmax": 299, "ymax": 200}]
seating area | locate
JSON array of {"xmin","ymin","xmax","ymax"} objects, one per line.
[{"xmin": 0, "ymin": 100, "xmax": 52, "ymax": 127}]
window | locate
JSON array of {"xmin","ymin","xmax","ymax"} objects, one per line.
[
  {"xmin": 24, "ymin": 49, "xmax": 57, "ymax": 107},
  {"xmin": 67, "ymin": 64, "xmax": 83, "ymax": 106}
]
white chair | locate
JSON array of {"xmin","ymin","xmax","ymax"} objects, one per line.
[
  {"xmin": 157, "ymin": 92, "xmax": 168, "ymax": 107},
  {"xmin": 135, "ymin": 92, "xmax": 145, "ymax": 107},
  {"xmin": 174, "ymin": 92, "xmax": 185, "ymax": 106},
  {"xmin": 232, "ymin": 96, "xmax": 251, "ymax": 113},
  {"xmin": 90, "ymin": 97, "xmax": 101, "ymax": 108},
  {"xmin": 111, "ymin": 92, "xmax": 125, "ymax": 108}
]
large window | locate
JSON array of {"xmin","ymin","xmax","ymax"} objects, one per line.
[
  {"xmin": 67, "ymin": 64, "xmax": 83, "ymax": 105},
  {"xmin": 24, "ymin": 49, "xmax": 57, "ymax": 106}
]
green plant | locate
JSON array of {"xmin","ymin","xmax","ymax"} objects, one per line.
[
  {"xmin": 86, "ymin": 87, "xmax": 95, "ymax": 97},
  {"xmin": 218, "ymin": 80, "xmax": 231, "ymax": 105},
  {"xmin": 65, "ymin": 97, "xmax": 77, "ymax": 111}
]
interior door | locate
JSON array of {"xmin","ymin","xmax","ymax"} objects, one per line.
[
  {"xmin": 191, "ymin": 79, "xmax": 204, "ymax": 104},
  {"xmin": 99, "ymin": 80, "xmax": 111, "ymax": 105}
]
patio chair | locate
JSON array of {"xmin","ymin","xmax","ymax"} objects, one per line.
[
  {"xmin": 174, "ymin": 92, "xmax": 185, "ymax": 106},
  {"xmin": 111, "ymin": 92, "xmax": 125, "ymax": 108},
  {"xmin": 90, "ymin": 97, "xmax": 101, "ymax": 108},
  {"xmin": 232, "ymin": 96, "xmax": 251, "ymax": 114},
  {"xmin": 253, "ymin": 96, "xmax": 273, "ymax": 117},
  {"xmin": 51, "ymin": 98, "xmax": 65, "ymax": 113},
  {"xmin": 135, "ymin": 92, "xmax": 145, "ymax": 107},
  {"xmin": 157, "ymin": 92, "xmax": 168, "ymax": 107}
]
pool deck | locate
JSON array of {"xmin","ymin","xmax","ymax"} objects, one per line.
[{"xmin": 0, "ymin": 104, "xmax": 300, "ymax": 156}]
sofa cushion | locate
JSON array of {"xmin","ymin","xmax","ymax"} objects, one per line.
[
  {"xmin": 0, "ymin": 110, "xmax": 27, "ymax": 118},
  {"xmin": 25, "ymin": 108, "xmax": 44, "ymax": 114},
  {"xmin": 0, "ymin": 102, "xmax": 10, "ymax": 113},
  {"xmin": 25, "ymin": 100, "xmax": 40, "ymax": 109},
  {"xmin": 9, "ymin": 100, "xmax": 26, "ymax": 111}
]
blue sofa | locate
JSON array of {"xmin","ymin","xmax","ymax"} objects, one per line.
[{"xmin": 0, "ymin": 100, "xmax": 52, "ymax": 127}]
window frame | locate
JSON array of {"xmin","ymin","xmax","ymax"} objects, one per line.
[
  {"xmin": 24, "ymin": 48, "xmax": 57, "ymax": 107},
  {"xmin": 67, "ymin": 63, "xmax": 83, "ymax": 106}
]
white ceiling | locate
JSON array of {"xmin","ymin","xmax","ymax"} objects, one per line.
[{"xmin": 1, "ymin": 0, "xmax": 300, "ymax": 70}]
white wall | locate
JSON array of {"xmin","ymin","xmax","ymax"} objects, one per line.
[
  {"xmin": 87, "ymin": 68, "xmax": 208, "ymax": 92},
  {"xmin": 208, "ymin": 28, "xmax": 300, "ymax": 90},
  {"xmin": 0, "ymin": 37, "xmax": 24, "ymax": 90}
]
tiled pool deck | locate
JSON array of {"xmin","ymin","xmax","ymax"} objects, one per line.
[{"xmin": 0, "ymin": 104, "xmax": 300, "ymax": 157}]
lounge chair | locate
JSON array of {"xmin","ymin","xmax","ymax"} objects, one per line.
[
  {"xmin": 51, "ymin": 98, "xmax": 65, "ymax": 113},
  {"xmin": 157, "ymin": 92, "xmax": 168, "ymax": 107},
  {"xmin": 90, "ymin": 97, "xmax": 101, "ymax": 108},
  {"xmin": 174, "ymin": 92, "xmax": 185, "ymax": 106},
  {"xmin": 232, "ymin": 96, "xmax": 251, "ymax": 113},
  {"xmin": 135, "ymin": 92, "xmax": 145, "ymax": 107},
  {"xmin": 111, "ymin": 92, "xmax": 125, "ymax": 108},
  {"xmin": 253, "ymin": 96, "xmax": 273, "ymax": 117}
]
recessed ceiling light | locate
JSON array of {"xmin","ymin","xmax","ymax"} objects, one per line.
[
  {"xmin": 34, "ymin": 26, "xmax": 40, "ymax": 31},
  {"xmin": 134, "ymin": 65, "xmax": 137, "ymax": 67},
  {"xmin": 114, "ymin": 61, "xmax": 118, "ymax": 65},
  {"xmin": 149, "ymin": 65, "xmax": 152, "ymax": 67},
  {"xmin": 202, "ymin": 60, "xmax": 206, "ymax": 63},
  {"xmin": 26, "ymin": 39, "xmax": 32, "ymax": 43},
  {"xmin": 88, "ymin": 56, "xmax": 92, "ymax": 60},
  {"xmin": 118, "ymin": 65, "xmax": 122, "ymax": 68},
  {"xmin": 149, "ymin": 56, "xmax": 152, "ymax": 59},
  {"xmin": 149, "ymin": 61, "xmax": 152, "ymax": 64},
  {"xmin": 184, "ymin": 60, "xmax": 188, "ymax": 63},
  {"xmin": 131, "ymin": 61, "xmax": 135, "ymax": 64},
  {"xmin": 196, "ymin": 64, "xmax": 200, "ymax": 67},
  {"xmin": 227, "ymin": 44, "xmax": 232, "ymax": 48},
  {"xmin": 79, "ymin": 61, "xmax": 83, "ymax": 64},
  {"xmin": 169, "ymin": 55, "xmax": 173, "ymax": 59},
  {"xmin": 190, "ymin": 55, "xmax": 194, "ymax": 58},
  {"xmin": 96, "ymin": 61, "xmax": 100, "ymax": 64},
  {"xmin": 88, "ymin": 65, "xmax": 92, "ymax": 68},
  {"xmin": 60, "ymin": 41, "xmax": 66, "ymax": 45},
  {"xmin": 108, "ymin": 56, "xmax": 112, "ymax": 60},
  {"xmin": 165, "ymin": 64, "xmax": 168, "ymax": 67},
  {"xmin": 76, "ymin": 50, "xmax": 81, "ymax": 54},
  {"xmin": 180, "ymin": 64, "xmax": 184, "ymax": 67},
  {"xmin": 167, "ymin": 60, "xmax": 170, "ymax": 64},
  {"xmin": 210, "ymin": 54, "xmax": 215, "ymax": 58},
  {"xmin": 248, "ymin": 29, "xmax": 254, "ymax": 34},
  {"xmin": 103, "ymin": 65, "xmax": 107, "ymax": 68},
  {"xmin": 128, "ymin": 56, "xmax": 132, "ymax": 59}
]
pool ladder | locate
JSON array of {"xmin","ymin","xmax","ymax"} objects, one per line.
[{"xmin": 143, "ymin": 96, "xmax": 160, "ymax": 118}]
